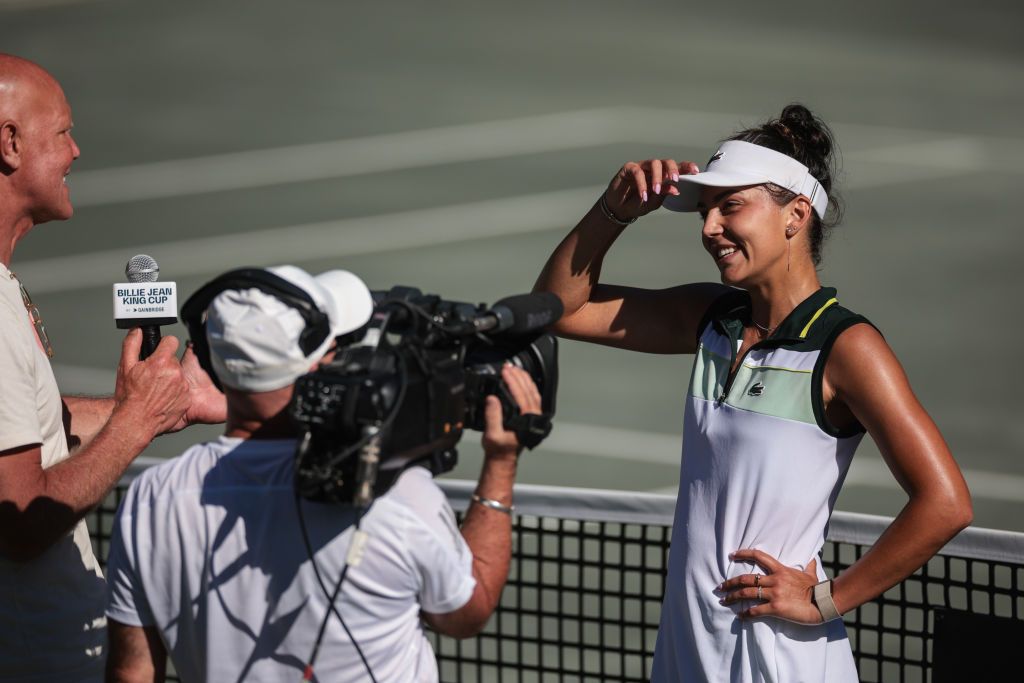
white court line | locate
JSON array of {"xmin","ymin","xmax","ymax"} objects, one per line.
[
  {"xmin": 17, "ymin": 187, "xmax": 601, "ymax": 294},
  {"xmin": 0, "ymin": 0, "xmax": 99, "ymax": 9},
  {"xmin": 68, "ymin": 109, "xmax": 633, "ymax": 207},
  {"xmin": 67, "ymin": 106, "xmax": 1024, "ymax": 208},
  {"xmin": 12, "ymin": 145, "xmax": 983, "ymax": 297}
]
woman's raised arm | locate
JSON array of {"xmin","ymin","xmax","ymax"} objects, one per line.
[{"xmin": 533, "ymin": 159, "xmax": 727, "ymax": 354}]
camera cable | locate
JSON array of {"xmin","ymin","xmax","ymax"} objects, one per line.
[
  {"xmin": 296, "ymin": 357, "xmax": 409, "ymax": 682},
  {"xmin": 296, "ymin": 494, "xmax": 378, "ymax": 683}
]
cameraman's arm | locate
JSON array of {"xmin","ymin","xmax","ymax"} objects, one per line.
[
  {"xmin": 423, "ymin": 365, "xmax": 538, "ymax": 638},
  {"xmin": 106, "ymin": 620, "xmax": 166, "ymax": 683}
]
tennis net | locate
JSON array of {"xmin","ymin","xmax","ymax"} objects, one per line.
[{"xmin": 89, "ymin": 458, "xmax": 1024, "ymax": 682}]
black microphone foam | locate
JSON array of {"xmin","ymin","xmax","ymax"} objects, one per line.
[{"xmin": 490, "ymin": 291, "xmax": 564, "ymax": 335}]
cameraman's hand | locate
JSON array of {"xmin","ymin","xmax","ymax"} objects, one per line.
[
  {"xmin": 481, "ymin": 364, "xmax": 541, "ymax": 459},
  {"xmin": 164, "ymin": 342, "xmax": 227, "ymax": 433}
]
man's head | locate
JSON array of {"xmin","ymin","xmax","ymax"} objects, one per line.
[
  {"xmin": 0, "ymin": 54, "xmax": 80, "ymax": 229},
  {"xmin": 201, "ymin": 265, "xmax": 374, "ymax": 396}
]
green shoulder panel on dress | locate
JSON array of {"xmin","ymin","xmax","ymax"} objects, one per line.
[{"xmin": 689, "ymin": 342, "xmax": 730, "ymax": 402}]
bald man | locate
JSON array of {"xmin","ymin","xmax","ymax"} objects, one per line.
[{"xmin": 0, "ymin": 54, "xmax": 225, "ymax": 681}]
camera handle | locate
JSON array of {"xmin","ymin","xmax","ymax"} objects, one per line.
[
  {"xmin": 506, "ymin": 413, "xmax": 553, "ymax": 450},
  {"xmin": 490, "ymin": 380, "xmax": 553, "ymax": 450},
  {"xmin": 353, "ymin": 425, "xmax": 382, "ymax": 509}
]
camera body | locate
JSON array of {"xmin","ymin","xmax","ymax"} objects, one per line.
[{"xmin": 290, "ymin": 286, "xmax": 558, "ymax": 503}]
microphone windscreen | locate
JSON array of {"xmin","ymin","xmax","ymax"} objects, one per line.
[
  {"xmin": 494, "ymin": 292, "xmax": 564, "ymax": 335},
  {"xmin": 126, "ymin": 254, "xmax": 159, "ymax": 283}
]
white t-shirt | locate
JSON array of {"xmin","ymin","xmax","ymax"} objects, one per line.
[
  {"xmin": 0, "ymin": 264, "xmax": 106, "ymax": 683},
  {"xmin": 106, "ymin": 436, "xmax": 476, "ymax": 683}
]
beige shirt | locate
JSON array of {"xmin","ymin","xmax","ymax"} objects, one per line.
[{"xmin": 0, "ymin": 263, "xmax": 105, "ymax": 682}]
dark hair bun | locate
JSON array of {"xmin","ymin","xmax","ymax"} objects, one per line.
[
  {"xmin": 726, "ymin": 103, "xmax": 843, "ymax": 265},
  {"xmin": 773, "ymin": 104, "xmax": 833, "ymax": 168}
]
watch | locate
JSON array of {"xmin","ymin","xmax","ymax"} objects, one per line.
[{"xmin": 812, "ymin": 579, "xmax": 841, "ymax": 622}]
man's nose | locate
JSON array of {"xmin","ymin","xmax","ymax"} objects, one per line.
[{"xmin": 70, "ymin": 135, "xmax": 80, "ymax": 159}]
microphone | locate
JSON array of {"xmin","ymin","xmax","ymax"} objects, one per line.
[
  {"xmin": 472, "ymin": 292, "xmax": 564, "ymax": 336},
  {"xmin": 113, "ymin": 254, "xmax": 178, "ymax": 360}
]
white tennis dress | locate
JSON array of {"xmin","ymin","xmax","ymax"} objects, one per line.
[{"xmin": 651, "ymin": 287, "xmax": 868, "ymax": 683}]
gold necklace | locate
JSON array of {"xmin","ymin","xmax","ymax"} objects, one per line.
[{"xmin": 751, "ymin": 319, "xmax": 776, "ymax": 337}]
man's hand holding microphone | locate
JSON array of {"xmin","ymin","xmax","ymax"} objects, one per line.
[{"xmin": 112, "ymin": 255, "xmax": 226, "ymax": 440}]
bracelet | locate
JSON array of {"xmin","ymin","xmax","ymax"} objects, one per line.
[
  {"xmin": 471, "ymin": 493, "xmax": 514, "ymax": 515},
  {"xmin": 812, "ymin": 579, "xmax": 841, "ymax": 622},
  {"xmin": 598, "ymin": 194, "xmax": 637, "ymax": 227}
]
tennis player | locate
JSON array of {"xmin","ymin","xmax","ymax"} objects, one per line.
[{"xmin": 534, "ymin": 104, "xmax": 972, "ymax": 682}]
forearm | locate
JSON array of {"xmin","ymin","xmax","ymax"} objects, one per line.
[
  {"xmin": 62, "ymin": 395, "xmax": 115, "ymax": 450},
  {"xmin": 533, "ymin": 202, "xmax": 627, "ymax": 317},
  {"xmin": 831, "ymin": 493, "xmax": 971, "ymax": 615},
  {"xmin": 106, "ymin": 621, "xmax": 166, "ymax": 683},
  {"xmin": 3, "ymin": 410, "xmax": 152, "ymax": 561},
  {"xmin": 460, "ymin": 452, "xmax": 518, "ymax": 614}
]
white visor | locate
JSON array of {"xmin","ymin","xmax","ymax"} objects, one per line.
[{"xmin": 662, "ymin": 140, "xmax": 828, "ymax": 217}]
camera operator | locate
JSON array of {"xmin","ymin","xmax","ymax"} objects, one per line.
[{"xmin": 104, "ymin": 265, "xmax": 542, "ymax": 683}]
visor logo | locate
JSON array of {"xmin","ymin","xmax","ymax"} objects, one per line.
[{"xmin": 708, "ymin": 151, "xmax": 724, "ymax": 165}]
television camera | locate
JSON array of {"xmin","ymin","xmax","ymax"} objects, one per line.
[{"xmin": 288, "ymin": 286, "xmax": 561, "ymax": 506}]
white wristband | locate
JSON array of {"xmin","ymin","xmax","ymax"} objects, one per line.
[{"xmin": 812, "ymin": 579, "xmax": 841, "ymax": 622}]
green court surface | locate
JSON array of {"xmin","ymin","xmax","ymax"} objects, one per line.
[{"xmin": 4, "ymin": 0, "xmax": 1024, "ymax": 530}]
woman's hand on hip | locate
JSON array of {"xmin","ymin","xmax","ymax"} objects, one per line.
[{"xmin": 718, "ymin": 548, "xmax": 824, "ymax": 625}]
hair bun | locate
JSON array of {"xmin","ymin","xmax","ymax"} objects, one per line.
[
  {"xmin": 777, "ymin": 104, "xmax": 832, "ymax": 161},
  {"xmin": 724, "ymin": 103, "xmax": 843, "ymax": 265}
]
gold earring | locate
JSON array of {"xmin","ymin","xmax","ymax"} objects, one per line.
[{"xmin": 786, "ymin": 226, "xmax": 793, "ymax": 271}]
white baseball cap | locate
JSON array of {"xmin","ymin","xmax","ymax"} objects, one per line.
[
  {"xmin": 206, "ymin": 265, "xmax": 374, "ymax": 392},
  {"xmin": 662, "ymin": 140, "xmax": 829, "ymax": 217}
]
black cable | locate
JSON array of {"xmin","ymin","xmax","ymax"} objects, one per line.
[
  {"xmin": 296, "ymin": 493, "xmax": 378, "ymax": 682},
  {"xmin": 315, "ymin": 352, "xmax": 410, "ymax": 474},
  {"xmin": 293, "ymin": 326, "xmax": 415, "ymax": 681},
  {"xmin": 387, "ymin": 299, "xmax": 476, "ymax": 337}
]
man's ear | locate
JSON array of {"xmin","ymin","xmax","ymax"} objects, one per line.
[{"xmin": 0, "ymin": 120, "xmax": 21, "ymax": 171}]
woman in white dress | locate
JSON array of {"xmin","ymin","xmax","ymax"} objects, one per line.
[{"xmin": 534, "ymin": 104, "xmax": 973, "ymax": 682}]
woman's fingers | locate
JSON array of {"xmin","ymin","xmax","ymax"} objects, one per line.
[
  {"xmin": 664, "ymin": 158, "xmax": 681, "ymax": 183},
  {"xmin": 721, "ymin": 586, "xmax": 765, "ymax": 604},
  {"xmin": 623, "ymin": 162, "xmax": 648, "ymax": 203},
  {"xmin": 717, "ymin": 573, "xmax": 767, "ymax": 592},
  {"xmin": 718, "ymin": 572, "xmax": 773, "ymax": 604},
  {"xmin": 730, "ymin": 548, "xmax": 785, "ymax": 573},
  {"xmin": 650, "ymin": 159, "xmax": 663, "ymax": 195},
  {"xmin": 740, "ymin": 603, "xmax": 774, "ymax": 619},
  {"xmin": 805, "ymin": 557, "xmax": 818, "ymax": 578},
  {"xmin": 717, "ymin": 553, "xmax": 824, "ymax": 624},
  {"xmin": 604, "ymin": 158, "xmax": 697, "ymax": 219}
]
